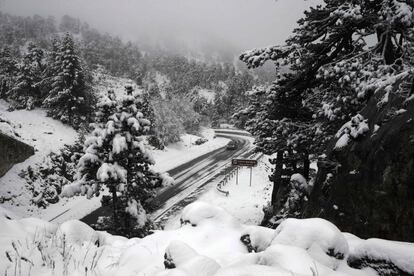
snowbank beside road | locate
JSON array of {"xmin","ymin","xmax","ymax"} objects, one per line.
[
  {"xmin": 186, "ymin": 159, "xmax": 271, "ymax": 225},
  {"xmin": 3, "ymin": 201, "xmax": 411, "ymax": 276}
]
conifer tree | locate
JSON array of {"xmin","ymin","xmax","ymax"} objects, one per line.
[
  {"xmin": 239, "ymin": 0, "xmax": 414, "ymax": 216},
  {"xmin": 64, "ymin": 88, "xmax": 168, "ymax": 236},
  {"xmin": 9, "ymin": 43, "xmax": 45, "ymax": 109},
  {"xmin": 0, "ymin": 47, "xmax": 18, "ymax": 98},
  {"xmin": 43, "ymin": 33, "xmax": 92, "ymax": 128}
]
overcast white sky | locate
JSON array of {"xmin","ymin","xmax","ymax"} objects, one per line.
[{"xmin": 1, "ymin": 0, "xmax": 321, "ymax": 55}]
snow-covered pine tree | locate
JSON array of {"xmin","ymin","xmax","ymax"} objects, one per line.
[
  {"xmin": 65, "ymin": 88, "xmax": 166, "ymax": 237},
  {"xmin": 141, "ymin": 92, "xmax": 164, "ymax": 149},
  {"xmin": 8, "ymin": 43, "xmax": 45, "ymax": 109},
  {"xmin": 239, "ymin": 0, "xmax": 414, "ymax": 219},
  {"xmin": 0, "ymin": 47, "xmax": 18, "ymax": 99},
  {"xmin": 42, "ymin": 33, "xmax": 93, "ymax": 128}
]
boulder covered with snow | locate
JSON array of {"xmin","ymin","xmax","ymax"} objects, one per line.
[
  {"xmin": 57, "ymin": 219, "xmax": 99, "ymax": 245},
  {"xmin": 213, "ymin": 264, "xmax": 294, "ymax": 276},
  {"xmin": 271, "ymin": 218, "xmax": 349, "ymax": 269},
  {"xmin": 347, "ymin": 238, "xmax": 414, "ymax": 275},
  {"xmin": 165, "ymin": 241, "xmax": 221, "ymax": 276}
]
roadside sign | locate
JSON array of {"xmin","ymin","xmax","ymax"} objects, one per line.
[
  {"xmin": 232, "ymin": 159, "xmax": 258, "ymax": 167},
  {"xmin": 232, "ymin": 158, "xmax": 258, "ymax": 187}
]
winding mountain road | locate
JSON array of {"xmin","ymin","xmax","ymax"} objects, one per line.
[{"xmin": 81, "ymin": 130, "xmax": 255, "ymax": 227}]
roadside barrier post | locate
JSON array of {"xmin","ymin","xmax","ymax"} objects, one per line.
[{"xmin": 250, "ymin": 167, "xmax": 252, "ymax": 186}]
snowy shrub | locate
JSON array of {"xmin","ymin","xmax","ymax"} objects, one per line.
[
  {"xmin": 265, "ymin": 173, "xmax": 309, "ymax": 227},
  {"xmin": 335, "ymin": 114, "xmax": 369, "ymax": 150},
  {"xmin": 2, "ymin": 219, "xmax": 104, "ymax": 276},
  {"xmin": 194, "ymin": 137, "xmax": 208, "ymax": 145},
  {"xmin": 20, "ymin": 139, "xmax": 84, "ymax": 208},
  {"xmin": 152, "ymin": 98, "xmax": 185, "ymax": 146},
  {"xmin": 240, "ymin": 226, "xmax": 276, "ymax": 254}
]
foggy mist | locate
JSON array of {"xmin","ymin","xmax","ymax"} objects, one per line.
[{"xmin": 1, "ymin": 0, "xmax": 320, "ymax": 57}]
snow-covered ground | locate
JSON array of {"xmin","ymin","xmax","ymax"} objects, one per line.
[
  {"xmin": 165, "ymin": 156, "xmax": 272, "ymax": 229},
  {"xmin": 92, "ymin": 72, "xmax": 139, "ymax": 98},
  {"xmin": 0, "ymin": 100, "xmax": 79, "ymax": 219},
  {"xmin": 2, "ymin": 201, "xmax": 413, "ymax": 276},
  {"xmin": 0, "ymin": 97, "xmax": 230, "ymax": 221}
]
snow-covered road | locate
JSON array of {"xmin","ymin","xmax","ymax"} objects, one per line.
[{"xmin": 81, "ymin": 130, "xmax": 256, "ymax": 227}]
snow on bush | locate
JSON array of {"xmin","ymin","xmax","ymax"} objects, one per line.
[
  {"xmin": 0, "ymin": 201, "xmax": 412, "ymax": 276},
  {"xmin": 125, "ymin": 199, "xmax": 147, "ymax": 228},
  {"xmin": 335, "ymin": 114, "xmax": 369, "ymax": 150},
  {"xmin": 268, "ymin": 173, "xmax": 309, "ymax": 224},
  {"xmin": 240, "ymin": 225, "xmax": 276, "ymax": 252},
  {"xmin": 159, "ymin": 172, "xmax": 175, "ymax": 186}
]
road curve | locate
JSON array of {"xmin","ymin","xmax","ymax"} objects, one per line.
[{"xmin": 81, "ymin": 131, "xmax": 255, "ymax": 226}]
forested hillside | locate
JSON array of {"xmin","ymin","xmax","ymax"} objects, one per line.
[
  {"xmin": 0, "ymin": 12, "xmax": 259, "ymax": 140},
  {"xmin": 234, "ymin": 0, "xmax": 414, "ymax": 241},
  {"xmin": 0, "ymin": 11, "xmax": 262, "ymax": 237}
]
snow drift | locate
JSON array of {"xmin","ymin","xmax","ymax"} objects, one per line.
[{"xmin": 1, "ymin": 201, "xmax": 413, "ymax": 276}]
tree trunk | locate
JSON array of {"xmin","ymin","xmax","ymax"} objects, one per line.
[
  {"xmin": 376, "ymin": 28, "xmax": 396, "ymax": 65},
  {"xmin": 111, "ymin": 187, "xmax": 118, "ymax": 226},
  {"xmin": 271, "ymin": 150, "xmax": 284, "ymax": 206},
  {"xmin": 303, "ymin": 151, "xmax": 310, "ymax": 180}
]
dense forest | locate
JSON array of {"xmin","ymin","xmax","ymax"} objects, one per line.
[{"xmin": 0, "ymin": 12, "xmax": 259, "ymax": 140}]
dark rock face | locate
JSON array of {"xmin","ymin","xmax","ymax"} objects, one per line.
[
  {"xmin": 0, "ymin": 132, "xmax": 34, "ymax": 177},
  {"xmin": 305, "ymin": 89, "xmax": 414, "ymax": 241}
]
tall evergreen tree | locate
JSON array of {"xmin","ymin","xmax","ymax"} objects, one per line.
[
  {"xmin": 0, "ymin": 47, "xmax": 18, "ymax": 98},
  {"xmin": 9, "ymin": 43, "xmax": 45, "ymax": 109},
  {"xmin": 42, "ymin": 33, "xmax": 93, "ymax": 128},
  {"xmin": 65, "ymin": 89, "xmax": 166, "ymax": 236}
]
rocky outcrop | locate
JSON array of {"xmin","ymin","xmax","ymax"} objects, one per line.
[
  {"xmin": 0, "ymin": 132, "xmax": 34, "ymax": 177},
  {"xmin": 305, "ymin": 87, "xmax": 414, "ymax": 241}
]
